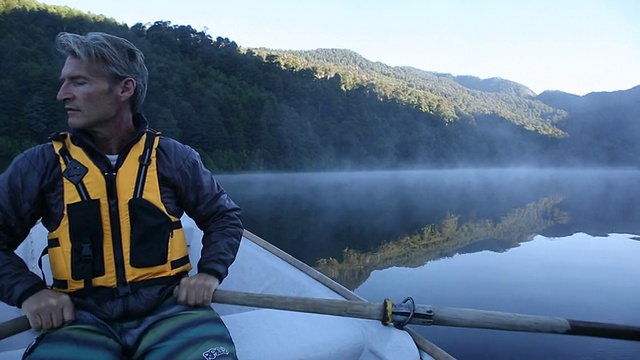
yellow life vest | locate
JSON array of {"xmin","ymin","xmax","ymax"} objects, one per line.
[{"xmin": 47, "ymin": 130, "xmax": 191, "ymax": 296}]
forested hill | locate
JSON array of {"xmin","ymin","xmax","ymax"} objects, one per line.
[
  {"xmin": 252, "ymin": 48, "xmax": 563, "ymax": 133},
  {"xmin": 1, "ymin": 0, "xmax": 638, "ymax": 172}
]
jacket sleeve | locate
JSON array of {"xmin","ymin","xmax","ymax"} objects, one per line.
[
  {"xmin": 157, "ymin": 138, "xmax": 243, "ymax": 283},
  {"xmin": 0, "ymin": 146, "xmax": 53, "ymax": 307}
]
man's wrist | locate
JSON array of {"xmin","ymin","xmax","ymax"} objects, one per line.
[{"xmin": 17, "ymin": 283, "xmax": 48, "ymax": 308}]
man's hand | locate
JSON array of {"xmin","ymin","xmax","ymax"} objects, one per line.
[
  {"xmin": 21, "ymin": 289, "xmax": 75, "ymax": 331},
  {"xmin": 174, "ymin": 273, "xmax": 220, "ymax": 307}
]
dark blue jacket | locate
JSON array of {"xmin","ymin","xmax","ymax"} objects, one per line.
[{"xmin": 0, "ymin": 114, "xmax": 243, "ymax": 321}]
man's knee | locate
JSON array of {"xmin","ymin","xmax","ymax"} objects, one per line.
[{"xmin": 22, "ymin": 325, "xmax": 121, "ymax": 360}]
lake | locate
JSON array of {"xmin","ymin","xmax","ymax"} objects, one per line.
[{"xmin": 217, "ymin": 168, "xmax": 640, "ymax": 360}]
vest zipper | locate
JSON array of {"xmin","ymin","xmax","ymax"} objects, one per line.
[{"xmin": 105, "ymin": 171, "xmax": 130, "ymax": 296}]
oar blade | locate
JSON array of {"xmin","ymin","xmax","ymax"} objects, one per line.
[{"xmin": 425, "ymin": 306, "xmax": 640, "ymax": 341}]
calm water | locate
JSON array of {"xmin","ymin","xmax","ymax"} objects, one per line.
[{"xmin": 218, "ymin": 168, "xmax": 640, "ymax": 359}]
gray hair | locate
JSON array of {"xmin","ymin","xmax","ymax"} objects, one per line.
[{"xmin": 55, "ymin": 32, "xmax": 149, "ymax": 113}]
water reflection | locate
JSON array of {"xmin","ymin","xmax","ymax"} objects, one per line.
[
  {"xmin": 315, "ymin": 195, "xmax": 569, "ymax": 289},
  {"xmin": 218, "ymin": 168, "xmax": 640, "ymax": 266}
]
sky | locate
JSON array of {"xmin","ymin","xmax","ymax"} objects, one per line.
[{"xmin": 40, "ymin": 0, "xmax": 640, "ymax": 96}]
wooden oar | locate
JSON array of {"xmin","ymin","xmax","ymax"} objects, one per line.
[
  {"xmin": 212, "ymin": 290, "xmax": 640, "ymax": 341},
  {"xmin": 1, "ymin": 289, "xmax": 639, "ymax": 343}
]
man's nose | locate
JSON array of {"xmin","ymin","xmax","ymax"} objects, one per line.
[{"xmin": 56, "ymin": 82, "xmax": 72, "ymax": 102}]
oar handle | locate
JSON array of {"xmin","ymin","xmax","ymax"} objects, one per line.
[{"xmin": 0, "ymin": 315, "xmax": 29, "ymax": 341}]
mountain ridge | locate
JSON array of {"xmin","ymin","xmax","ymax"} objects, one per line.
[{"xmin": 250, "ymin": 47, "xmax": 568, "ymax": 136}]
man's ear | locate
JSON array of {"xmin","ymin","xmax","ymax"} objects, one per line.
[{"xmin": 119, "ymin": 78, "xmax": 136, "ymax": 101}]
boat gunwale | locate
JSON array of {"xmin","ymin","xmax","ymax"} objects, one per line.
[{"xmin": 240, "ymin": 230, "xmax": 455, "ymax": 360}]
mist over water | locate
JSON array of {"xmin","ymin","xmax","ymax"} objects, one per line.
[
  {"xmin": 219, "ymin": 167, "xmax": 640, "ymax": 263},
  {"xmin": 218, "ymin": 167, "xmax": 640, "ymax": 359}
]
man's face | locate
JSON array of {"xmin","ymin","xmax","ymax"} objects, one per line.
[{"xmin": 56, "ymin": 56, "xmax": 120, "ymax": 131}]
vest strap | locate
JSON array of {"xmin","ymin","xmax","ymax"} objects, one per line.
[
  {"xmin": 69, "ymin": 272, "xmax": 187, "ymax": 299},
  {"xmin": 37, "ymin": 246, "xmax": 49, "ymax": 285},
  {"xmin": 53, "ymin": 278, "xmax": 68, "ymax": 290},
  {"xmin": 170, "ymin": 255, "xmax": 190, "ymax": 269},
  {"xmin": 133, "ymin": 130, "xmax": 158, "ymax": 198}
]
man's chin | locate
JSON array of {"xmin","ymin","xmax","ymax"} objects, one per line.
[{"xmin": 67, "ymin": 118, "xmax": 84, "ymax": 129}]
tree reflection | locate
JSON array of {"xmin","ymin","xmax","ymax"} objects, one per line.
[{"xmin": 315, "ymin": 195, "xmax": 569, "ymax": 289}]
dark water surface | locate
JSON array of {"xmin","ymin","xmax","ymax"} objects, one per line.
[{"xmin": 218, "ymin": 168, "xmax": 640, "ymax": 359}]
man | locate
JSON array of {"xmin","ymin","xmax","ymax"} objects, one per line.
[{"xmin": 0, "ymin": 32, "xmax": 243, "ymax": 359}]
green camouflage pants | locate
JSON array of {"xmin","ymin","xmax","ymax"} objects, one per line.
[{"xmin": 22, "ymin": 299, "xmax": 237, "ymax": 360}]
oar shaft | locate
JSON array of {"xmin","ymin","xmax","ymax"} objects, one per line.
[
  {"xmin": 214, "ymin": 289, "xmax": 383, "ymax": 321},
  {"xmin": 214, "ymin": 290, "xmax": 640, "ymax": 341}
]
